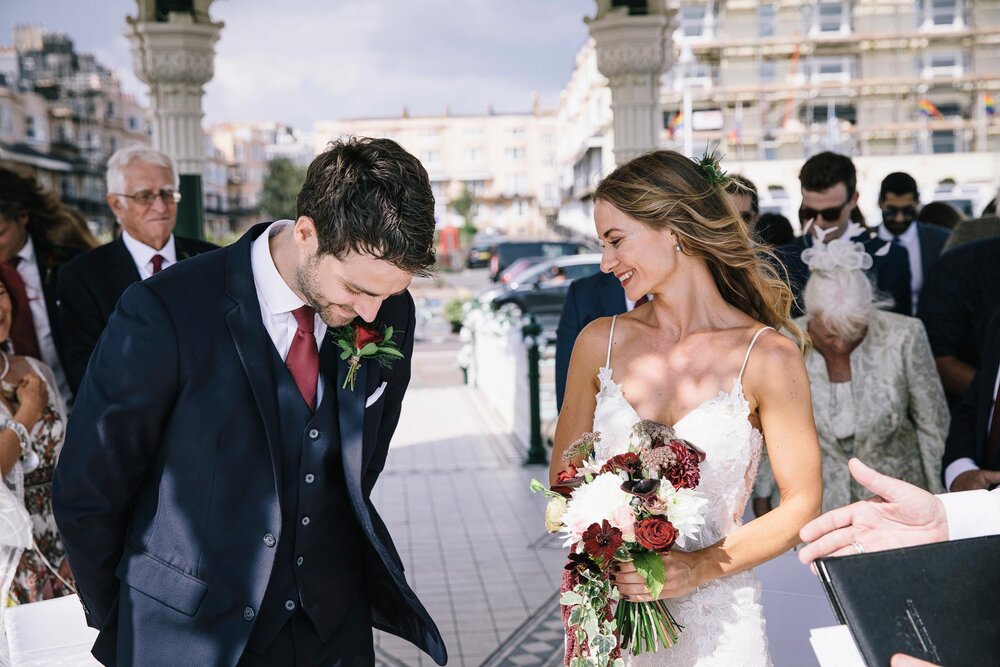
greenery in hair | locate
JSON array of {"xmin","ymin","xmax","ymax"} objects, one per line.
[{"xmin": 693, "ymin": 150, "xmax": 728, "ymax": 189}]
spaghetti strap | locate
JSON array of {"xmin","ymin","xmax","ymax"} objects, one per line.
[
  {"xmin": 605, "ymin": 315, "xmax": 618, "ymax": 368},
  {"xmin": 738, "ymin": 326, "xmax": 775, "ymax": 382}
]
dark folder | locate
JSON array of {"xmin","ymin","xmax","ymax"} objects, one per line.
[{"xmin": 816, "ymin": 535, "xmax": 1000, "ymax": 666}]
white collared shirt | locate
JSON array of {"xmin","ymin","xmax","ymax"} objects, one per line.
[
  {"xmin": 624, "ymin": 294, "xmax": 652, "ymax": 311},
  {"xmin": 121, "ymin": 229, "xmax": 177, "ymax": 280},
  {"xmin": 877, "ymin": 222, "xmax": 921, "ymax": 315},
  {"xmin": 944, "ymin": 365, "xmax": 1000, "ymax": 491},
  {"xmin": 250, "ymin": 220, "xmax": 328, "ymax": 403},
  {"xmin": 15, "ymin": 237, "xmax": 72, "ymax": 404}
]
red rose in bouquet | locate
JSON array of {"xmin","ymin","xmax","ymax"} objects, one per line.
[{"xmin": 634, "ymin": 517, "xmax": 679, "ymax": 553}]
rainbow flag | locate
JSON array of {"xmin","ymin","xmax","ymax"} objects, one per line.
[
  {"xmin": 668, "ymin": 112, "xmax": 684, "ymax": 139},
  {"xmin": 918, "ymin": 98, "xmax": 943, "ymax": 119},
  {"xmin": 985, "ymin": 93, "xmax": 997, "ymax": 117}
]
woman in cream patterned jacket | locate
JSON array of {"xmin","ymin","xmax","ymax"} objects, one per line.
[{"xmin": 755, "ymin": 238, "xmax": 948, "ymax": 514}]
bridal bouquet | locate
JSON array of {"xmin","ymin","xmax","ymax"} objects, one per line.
[{"xmin": 531, "ymin": 420, "xmax": 708, "ymax": 666}]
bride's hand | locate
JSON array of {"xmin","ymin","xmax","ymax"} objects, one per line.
[{"xmin": 611, "ymin": 551, "xmax": 703, "ymax": 601}]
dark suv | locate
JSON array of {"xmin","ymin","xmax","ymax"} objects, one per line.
[{"xmin": 488, "ymin": 241, "xmax": 587, "ymax": 282}]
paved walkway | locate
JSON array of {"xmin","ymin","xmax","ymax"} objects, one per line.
[{"xmin": 372, "ymin": 379, "xmax": 837, "ymax": 666}]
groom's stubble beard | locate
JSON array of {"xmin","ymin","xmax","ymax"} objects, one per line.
[{"xmin": 296, "ymin": 253, "xmax": 356, "ymax": 328}]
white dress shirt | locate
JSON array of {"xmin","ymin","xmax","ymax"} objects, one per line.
[
  {"xmin": 944, "ymin": 365, "xmax": 1000, "ymax": 490},
  {"xmin": 121, "ymin": 229, "xmax": 177, "ymax": 279},
  {"xmin": 877, "ymin": 222, "xmax": 922, "ymax": 315},
  {"xmin": 625, "ymin": 294, "xmax": 652, "ymax": 311},
  {"xmin": 939, "ymin": 488, "xmax": 1000, "ymax": 540},
  {"xmin": 250, "ymin": 220, "xmax": 328, "ymax": 404},
  {"xmin": 15, "ymin": 237, "xmax": 71, "ymax": 404}
]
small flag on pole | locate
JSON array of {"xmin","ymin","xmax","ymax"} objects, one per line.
[
  {"xmin": 985, "ymin": 93, "xmax": 997, "ymax": 117},
  {"xmin": 918, "ymin": 98, "xmax": 944, "ymax": 119},
  {"xmin": 668, "ymin": 112, "xmax": 685, "ymax": 139}
]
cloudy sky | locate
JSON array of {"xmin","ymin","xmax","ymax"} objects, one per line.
[{"xmin": 0, "ymin": 0, "xmax": 590, "ymax": 128}]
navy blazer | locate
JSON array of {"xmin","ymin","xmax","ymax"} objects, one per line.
[
  {"xmin": 916, "ymin": 222, "xmax": 950, "ymax": 279},
  {"xmin": 775, "ymin": 233, "xmax": 913, "ymax": 316},
  {"xmin": 555, "ymin": 271, "xmax": 626, "ymax": 411},
  {"xmin": 52, "ymin": 224, "xmax": 446, "ymax": 666},
  {"xmin": 943, "ymin": 310, "xmax": 1000, "ymax": 476},
  {"xmin": 57, "ymin": 234, "xmax": 217, "ymax": 393}
]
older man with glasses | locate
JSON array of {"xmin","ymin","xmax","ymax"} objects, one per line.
[
  {"xmin": 774, "ymin": 151, "xmax": 913, "ymax": 316},
  {"xmin": 57, "ymin": 145, "xmax": 217, "ymax": 393}
]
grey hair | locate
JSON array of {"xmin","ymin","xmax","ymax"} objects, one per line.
[
  {"xmin": 803, "ymin": 268, "xmax": 893, "ymax": 342},
  {"xmin": 106, "ymin": 144, "xmax": 178, "ymax": 195}
]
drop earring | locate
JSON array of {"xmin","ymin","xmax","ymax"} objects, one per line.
[{"xmin": 674, "ymin": 243, "xmax": 681, "ymax": 253}]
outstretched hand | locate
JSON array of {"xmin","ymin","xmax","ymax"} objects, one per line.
[{"xmin": 798, "ymin": 458, "xmax": 948, "ymax": 565}]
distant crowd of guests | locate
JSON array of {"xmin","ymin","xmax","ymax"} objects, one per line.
[{"xmin": 556, "ymin": 150, "xmax": 1000, "ymax": 521}]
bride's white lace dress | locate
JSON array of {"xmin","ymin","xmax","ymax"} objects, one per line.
[{"xmin": 593, "ymin": 317, "xmax": 772, "ymax": 666}]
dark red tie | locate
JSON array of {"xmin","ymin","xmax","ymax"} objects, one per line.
[
  {"xmin": 0, "ymin": 259, "xmax": 41, "ymax": 359},
  {"xmin": 151, "ymin": 255, "xmax": 165, "ymax": 274},
  {"xmin": 286, "ymin": 305, "xmax": 319, "ymax": 411},
  {"xmin": 633, "ymin": 294, "xmax": 650, "ymax": 308}
]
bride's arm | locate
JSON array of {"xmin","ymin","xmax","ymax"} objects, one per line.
[
  {"xmin": 616, "ymin": 331, "xmax": 823, "ymax": 601},
  {"xmin": 549, "ymin": 318, "xmax": 608, "ymax": 485}
]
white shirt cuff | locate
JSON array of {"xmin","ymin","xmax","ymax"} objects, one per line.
[
  {"xmin": 944, "ymin": 457, "xmax": 979, "ymax": 491},
  {"xmin": 939, "ymin": 489, "xmax": 1000, "ymax": 541}
]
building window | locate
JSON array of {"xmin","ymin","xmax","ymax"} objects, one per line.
[
  {"xmin": 920, "ymin": 51, "xmax": 963, "ymax": 79},
  {"xmin": 679, "ymin": 5, "xmax": 712, "ymax": 39},
  {"xmin": 513, "ymin": 200, "xmax": 528, "ymax": 217},
  {"xmin": 802, "ymin": 103, "xmax": 858, "ymax": 125},
  {"xmin": 464, "ymin": 147, "xmax": 482, "ymax": 164},
  {"xmin": 507, "ymin": 173, "xmax": 527, "ymax": 196},
  {"xmin": 758, "ymin": 4, "xmax": 777, "ymax": 37},
  {"xmin": 505, "ymin": 147, "xmax": 526, "ymax": 162},
  {"xmin": 509, "ymin": 127, "xmax": 526, "ymax": 140},
  {"xmin": 464, "ymin": 180, "xmax": 486, "ymax": 196},
  {"xmin": 420, "ymin": 149, "xmax": 440, "ymax": 164},
  {"xmin": 0, "ymin": 106, "xmax": 11, "ymax": 137},
  {"xmin": 918, "ymin": 0, "xmax": 964, "ymax": 28},
  {"xmin": 759, "ymin": 60, "xmax": 778, "ymax": 83},
  {"xmin": 807, "ymin": 56, "xmax": 853, "ymax": 83},
  {"xmin": 810, "ymin": 1, "xmax": 849, "ymax": 35},
  {"xmin": 25, "ymin": 116, "xmax": 35, "ymax": 140}
]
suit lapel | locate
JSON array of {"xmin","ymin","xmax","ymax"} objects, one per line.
[
  {"xmin": 337, "ymin": 348, "xmax": 368, "ymax": 499},
  {"xmin": 224, "ymin": 225, "xmax": 283, "ymax": 491},
  {"xmin": 597, "ymin": 272, "xmax": 627, "ymax": 317},
  {"xmin": 108, "ymin": 236, "xmax": 143, "ymax": 295}
]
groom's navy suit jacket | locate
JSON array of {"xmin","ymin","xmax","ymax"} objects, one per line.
[{"xmin": 52, "ymin": 224, "xmax": 446, "ymax": 666}]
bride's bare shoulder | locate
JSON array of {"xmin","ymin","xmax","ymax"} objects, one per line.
[
  {"xmin": 744, "ymin": 327, "xmax": 808, "ymax": 391},
  {"xmin": 575, "ymin": 316, "xmax": 615, "ymax": 355}
]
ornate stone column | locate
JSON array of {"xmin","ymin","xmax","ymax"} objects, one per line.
[
  {"xmin": 586, "ymin": 1, "xmax": 672, "ymax": 166},
  {"xmin": 126, "ymin": 1, "xmax": 223, "ymax": 237}
]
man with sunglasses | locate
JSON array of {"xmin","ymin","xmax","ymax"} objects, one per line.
[
  {"xmin": 775, "ymin": 151, "xmax": 912, "ymax": 316},
  {"xmin": 57, "ymin": 145, "xmax": 217, "ymax": 392},
  {"xmin": 875, "ymin": 172, "xmax": 950, "ymax": 315}
]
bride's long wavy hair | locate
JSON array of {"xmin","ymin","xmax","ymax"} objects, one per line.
[{"xmin": 593, "ymin": 150, "xmax": 806, "ymax": 351}]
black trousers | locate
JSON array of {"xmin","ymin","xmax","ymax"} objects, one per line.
[{"xmin": 237, "ymin": 597, "xmax": 374, "ymax": 667}]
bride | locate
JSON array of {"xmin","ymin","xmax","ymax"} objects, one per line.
[{"xmin": 550, "ymin": 150, "xmax": 822, "ymax": 665}]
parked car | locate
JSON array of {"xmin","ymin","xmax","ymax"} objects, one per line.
[
  {"xmin": 465, "ymin": 242, "xmax": 494, "ymax": 269},
  {"xmin": 497, "ymin": 256, "xmax": 547, "ymax": 285},
  {"xmin": 488, "ymin": 241, "xmax": 588, "ymax": 282},
  {"xmin": 488, "ymin": 254, "xmax": 602, "ymax": 319}
]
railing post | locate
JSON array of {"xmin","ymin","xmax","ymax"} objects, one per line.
[{"xmin": 522, "ymin": 314, "xmax": 546, "ymax": 465}]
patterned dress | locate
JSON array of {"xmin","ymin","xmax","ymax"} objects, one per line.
[{"xmin": 2, "ymin": 357, "xmax": 71, "ymax": 604}]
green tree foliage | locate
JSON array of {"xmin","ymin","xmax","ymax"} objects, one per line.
[
  {"xmin": 259, "ymin": 158, "xmax": 307, "ymax": 220},
  {"xmin": 449, "ymin": 187, "xmax": 479, "ymax": 240}
]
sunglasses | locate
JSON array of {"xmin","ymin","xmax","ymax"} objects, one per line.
[
  {"xmin": 798, "ymin": 196, "xmax": 852, "ymax": 223},
  {"xmin": 881, "ymin": 206, "xmax": 917, "ymax": 222}
]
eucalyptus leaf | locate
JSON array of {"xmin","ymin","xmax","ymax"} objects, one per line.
[
  {"xmin": 383, "ymin": 326, "xmax": 394, "ymax": 341},
  {"xmin": 380, "ymin": 347, "xmax": 405, "ymax": 358},
  {"xmin": 632, "ymin": 550, "xmax": 666, "ymax": 600},
  {"xmin": 340, "ymin": 350, "xmax": 351, "ymax": 360}
]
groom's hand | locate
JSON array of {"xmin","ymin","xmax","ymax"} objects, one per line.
[{"xmin": 798, "ymin": 458, "xmax": 949, "ymax": 565}]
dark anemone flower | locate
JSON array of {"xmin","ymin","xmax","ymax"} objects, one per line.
[{"xmin": 582, "ymin": 520, "xmax": 623, "ymax": 563}]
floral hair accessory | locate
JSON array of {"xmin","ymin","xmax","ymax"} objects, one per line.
[
  {"xmin": 801, "ymin": 237, "xmax": 874, "ymax": 274},
  {"xmin": 330, "ymin": 322, "xmax": 404, "ymax": 390},
  {"xmin": 693, "ymin": 149, "xmax": 728, "ymax": 189}
]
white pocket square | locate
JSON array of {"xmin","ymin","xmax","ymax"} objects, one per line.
[{"xmin": 365, "ymin": 381, "xmax": 388, "ymax": 408}]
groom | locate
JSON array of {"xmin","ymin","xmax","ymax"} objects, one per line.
[{"xmin": 52, "ymin": 138, "xmax": 447, "ymax": 666}]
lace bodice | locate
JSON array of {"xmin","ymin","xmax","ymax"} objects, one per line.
[{"xmin": 591, "ymin": 316, "xmax": 772, "ymax": 665}]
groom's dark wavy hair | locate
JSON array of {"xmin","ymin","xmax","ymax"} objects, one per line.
[{"xmin": 296, "ymin": 136, "xmax": 437, "ymax": 275}]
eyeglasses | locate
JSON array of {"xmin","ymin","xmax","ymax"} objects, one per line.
[
  {"xmin": 881, "ymin": 206, "xmax": 917, "ymax": 222},
  {"xmin": 798, "ymin": 196, "xmax": 852, "ymax": 224},
  {"xmin": 112, "ymin": 189, "xmax": 182, "ymax": 206}
]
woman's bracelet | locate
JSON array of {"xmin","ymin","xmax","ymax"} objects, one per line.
[{"xmin": 4, "ymin": 419, "xmax": 39, "ymax": 473}]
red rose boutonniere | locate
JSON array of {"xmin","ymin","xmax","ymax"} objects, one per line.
[{"xmin": 331, "ymin": 322, "xmax": 404, "ymax": 391}]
